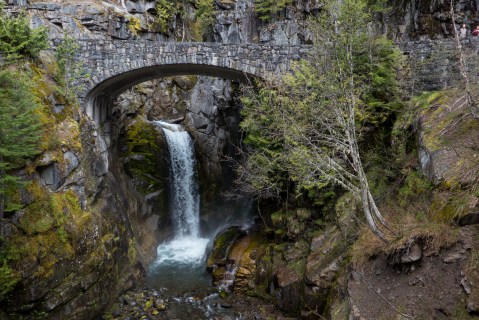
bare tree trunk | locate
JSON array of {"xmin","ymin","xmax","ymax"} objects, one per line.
[
  {"xmin": 345, "ymin": 39, "xmax": 389, "ymax": 239},
  {"xmin": 361, "ymin": 187, "xmax": 384, "ymax": 239}
]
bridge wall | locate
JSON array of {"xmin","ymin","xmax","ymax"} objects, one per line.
[{"xmin": 56, "ymin": 39, "xmax": 310, "ymax": 124}]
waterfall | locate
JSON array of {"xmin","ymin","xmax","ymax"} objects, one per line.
[
  {"xmin": 157, "ymin": 121, "xmax": 199, "ymax": 237},
  {"xmin": 151, "ymin": 121, "xmax": 209, "ymax": 266}
]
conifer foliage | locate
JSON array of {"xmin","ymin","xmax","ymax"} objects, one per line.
[
  {"xmin": 0, "ymin": 71, "xmax": 42, "ymax": 218},
  {"xmin": 0, "ymin": 3, "xmax": 48, "ymax": 61},
  {"xmin": 239, "ymin": 0, "xmax": 402, "ymax": 238}
]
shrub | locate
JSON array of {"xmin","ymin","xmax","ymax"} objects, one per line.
[{"xmin": 0, "ymin": 4, "xmax": 48, "ymax": 61}]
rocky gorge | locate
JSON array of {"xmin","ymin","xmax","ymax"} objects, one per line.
[{"xmin": 0, "ymin": 0, "xmax": 479, "ymax": 319}]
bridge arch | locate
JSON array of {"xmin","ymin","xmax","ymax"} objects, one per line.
[
  {"xmin": 67, "ymin": 39, "xmax": 309, "ymax": 125},
  {"xmin": 84, "ymin": 63, "xmax": 257, "ymax": 125}
]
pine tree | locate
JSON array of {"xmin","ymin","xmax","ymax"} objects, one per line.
[
  {"xmin": 0, "ymin": 70, "xmax": 42, "ymax": 218},
  {"xmin": 0, "ymin": 3, "xmax": 48, "ymax": 61},
  {"xmin": 238, "ymin": 0, "xmax": 402, "ymax": 239}
]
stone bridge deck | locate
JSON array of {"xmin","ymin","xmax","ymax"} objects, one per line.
[{"xmin": 54, "ymin": 39, "xmax": 311, "ymax": 124}]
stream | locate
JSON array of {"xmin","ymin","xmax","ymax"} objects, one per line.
[{"xmin": 103, "ymin": 122, "xmax": 287, "ymax": 319}]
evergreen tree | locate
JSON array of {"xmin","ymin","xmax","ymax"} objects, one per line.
[
  {"xmin": 54, "ymin": 33, "xmax": 87, "ymax": 104},
  {"xmin": 0, "ymin": 3, "xmax": 48, "ymax": 61},
  {"xmin": 239, "ymin": 0, "xmax": 402, "ymax": 238},
  {"xmin": 0, "ymin": 70, "xmax": 42, "ymax": 218}
]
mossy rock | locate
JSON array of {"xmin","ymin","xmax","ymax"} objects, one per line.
[
  {"xmin": 417, "ymin": 90, "xmax": 479, "ymax": 187},
  {"xmin": 122, "ymin": 118, "xmax": 169, "ymax": 196},
  {"xmin": 207, "ymin": 226, "xmax": 246, "ymax": 268},
  {"xmin": 0, "ymin": 185, "xmax": 96, "ymax": 300}
]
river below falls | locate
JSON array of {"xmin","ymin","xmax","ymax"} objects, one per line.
[
  {"xmin": 102, "ymin": 235, "xmax": 289, "ymax": 319},
  {"xmin": 101, "ymin": 121, "xmax": 287, "ymax": 319},
  {"xmin": 146, "ymin": 235, "xmax": 211, "ymax": 296}
]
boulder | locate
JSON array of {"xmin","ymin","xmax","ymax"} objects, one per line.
[{"xmin": 417, "ymin": 102, "xmax": 479, "ymax": 187}]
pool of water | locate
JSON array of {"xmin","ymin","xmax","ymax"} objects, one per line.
[{"xmin": 146, "ymin": 236, "xmax": 213, "ymax": 296}]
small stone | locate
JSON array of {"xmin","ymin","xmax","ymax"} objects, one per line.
[
  {"xmin": 443, "ymin": 252, "xmax": 464, "ymax": 263},
  {"xmin": 467, "ymin": 301, "xmax": 479, "ymax": 314},
  {"xmin": 400, "ymin": 243, "xmax": 422, "ymax": 263},
  {"xmin": 461, "ymin": 278, "xmax": 471, "ymax": 295}
]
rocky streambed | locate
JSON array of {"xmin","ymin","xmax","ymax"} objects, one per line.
[{"xmin": 102, "ymin": 287, "xmax": 292, "ymax": 320}]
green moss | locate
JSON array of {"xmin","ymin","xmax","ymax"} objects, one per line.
[
  {"xmin": 28, "ymin": 62, "xmax": 83, "ymax": 157},
  {"xmin": 245, "ymin": 284, "xmax": 275, "ymax": 301},
  {"xmin": 20, "ymin": 186, "xmax": 82, "ymax": 236},
  {"xmin": 0, "ymin": 185, "xmax": 91, "ymax": 297},
  {"xmin": 398, "ymin": 171, "xmax": 432, "ymax": 207},
  {"xmin": 124, "ymin": 120, "xmax": 164, "ymax": 194},
  {"xmin": 127, "ymin": 16, "xmax": 141, "ymax": 36},
  {"xmin": 295, "ymin": 208, "xmax": 311, "ymax": 220},
  {"xmin": 418, "ymin": 90, "xmax": 477, "ymax": 153},
  {"xmin": 287, "ymin": 258, "xmax": 306, "ymax": 278},
  {"xmin": 430, "ymin": 192, "xmax": 469, "ymax": 223},
  {"xmin": 412, "ymin": 91, "xmax": 445, "ymax": 110},
  {"xmin": 207, "ymin": 227, "xmax": 243, "ymax": 266},
  {"xmin": 270, "ymin": 211, "xmax": 286, "ymax": 226},
  {"xmin": 127, "ymin": 121, "xmax": 158, "ymax": 154},
  {"xmin": 128, "ymin": 238, "xmax": 137, "ymax": 265},
  {"xmin": 0, "ymin": 263, "xmax": 20, "ymax": 297}
]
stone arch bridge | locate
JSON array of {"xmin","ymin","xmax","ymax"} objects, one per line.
[{"xmin": 60, "ymin": 39, "xmax": 311, "ymax": 125}]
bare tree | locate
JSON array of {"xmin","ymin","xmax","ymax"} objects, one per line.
[{"xmin": 238, "ymin": 0, "xmax": 397, "ymax": 239}]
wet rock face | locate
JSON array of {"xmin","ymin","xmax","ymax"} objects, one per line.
[
  {"xmin": 0, "ymin": 114, "xmax": 145, "ymax": 319},
  {"xmin": 212, "ymin": 0, "xmax": 319, "ymax": 45},
  {"xmin": 185, "ymin": 78, "xmax": 240, "ymax": 184},
  {"xmin": 205, "ymin": 225, "xmax": 348, "ymax": 317},
  {"xmin": 213, "ymin": 0, "xmax": 258, "ymax": 43},
  {"xmin": 21, "ymin": 0, "xmax": 172, "ymax": 41}
]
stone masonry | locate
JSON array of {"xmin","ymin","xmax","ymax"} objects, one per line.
[{"xmin": 50, "ymin": 39, "xmax": 311, "ymax": 124}]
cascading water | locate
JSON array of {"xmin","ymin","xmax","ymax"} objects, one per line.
[
  {"xmin": 147, "ymin": 121, "xmax": 210, "ymax": 293},
  {"xmin": 143, "ymin": 120, "xmax": 261, "ymax": 320},
  {"xmin": 158, "ymin": 121, "xmax": 199, "ymax": 238}
]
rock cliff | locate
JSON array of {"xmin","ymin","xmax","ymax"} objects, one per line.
[{"xmin": 1, "ymin": 0, "xmax": 479, "ymax": 319}]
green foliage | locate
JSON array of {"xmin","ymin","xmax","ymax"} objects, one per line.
[
  {"xmin": 0, "ymin": 70, "xmax": 42, "ymax": 217},
  {"xmin": 127, "ymin": 238, "xmax": 137, "ymax": 265},
  {"xmin": 254, "ymin": 0, "xmax": 293, "ymax": 22},
  {"xmin": 127, "ymin": 16, "xmax": 141, "ymax": 36},
  {"xmin": 154, "ymin": 0, "xmax": 180, "ymax": 34},
  {"xmin": 239, "ymin": 0, "xmax": 402, "ymax": 215},
  {"xmin": 0, "ymin": 4, "xmax": 48, "ymax": 61},
  {"xmin": 0, "ymin": 262, "xmax": 19, "ymax": 298},
  {"xmin": 358, "ymin": 36, "xmax": 404, "ymax": 128},
  {"xmin": 195, "ymin": 0, "xmax": 216, "ymax": 38},
  {"xmin": 239, "ymin": 85, "xmax": 289, "ymax": 198},
  {"xmin": 54, "ymin": 33, "xmax": 88, "ymax": 104},
  {"xmin": 148, "ymin": 0, "xmax": 215, "ymax": 40}
]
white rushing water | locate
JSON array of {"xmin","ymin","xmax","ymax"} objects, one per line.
[{"xmin": 152, "ymin": 121, "xmax": 209, "ymax": 266}]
